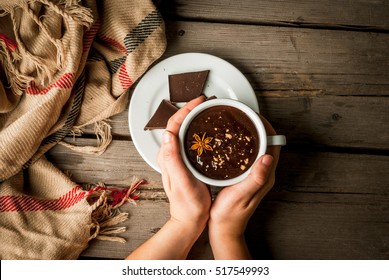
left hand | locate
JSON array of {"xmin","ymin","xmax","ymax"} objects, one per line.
[{"xmin": 157, "ymin": 96, "xmax": 211, "ymax": 232}]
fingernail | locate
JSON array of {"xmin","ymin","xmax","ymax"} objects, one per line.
[
  {"xmin": 163, "ymin": 131, "xmax": 172, "ymax": 144},
  {"xmin": 261, "ymin": 155, "xmax": 273, "ymax": 167}
]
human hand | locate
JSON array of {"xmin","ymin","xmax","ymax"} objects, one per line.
[
  {"xmin": 208, "ymin": 116, "xmax": 281, "ymax": 259},
  {"xmin": 157, "ymin": 96, "xmax": 211, "ymax": 234},
  {"xmin": 126, "ymin": 96, "xmax": 211, "ymax": 260}
]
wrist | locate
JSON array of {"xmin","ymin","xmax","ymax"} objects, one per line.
[
  {"xmin": 208, "ymin": 221, "xmax": 251, "ymax": 260},
  {"xmin": 209, "ymin": 230, "xmax": 250, "ymax": 260},
  {"xmin": 170, "ymin": 208, "xmax": 209, "ymax": 234},
  {"xmin": 126, "ymin": 216, "xmax": 207, "ymax": 260},
  {"xmin": 208, "ymin": 217, "xmax": 245, "ymax": 240},
  {"xmin": 209, "ymin": 223, "xmax": 244, "ymax": 244},
  {"xmin": 168, "ymin": 216, "xmax": 207, "ymax": 241}
]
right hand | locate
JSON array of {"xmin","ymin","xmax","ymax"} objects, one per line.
[{"xmin": 208, "ymin": 116, "xmax": 281, "ymax": 259}]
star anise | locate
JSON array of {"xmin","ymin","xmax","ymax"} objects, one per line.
[{"xmin": 190, "ymin": 133, "xmax": 213, "ymax": 156}]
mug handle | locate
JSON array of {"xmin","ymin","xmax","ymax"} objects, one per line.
[{"xmin": 267, "ymin": 135, "xmax": 286, "ymax": 146}]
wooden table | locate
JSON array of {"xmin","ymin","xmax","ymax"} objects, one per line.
[{"xmin": 48, "ymin": 0, "xmax": 389, "ymax": 259}]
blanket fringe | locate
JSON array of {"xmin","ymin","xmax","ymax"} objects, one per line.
[
  {"xmin": 0, "ymin": 0, "xmax": 93, "ymax": 95},
  {"xmin": 59, "ymin": 120, "xmax": 112, "ymax": 155},
  {"xmin": 87, "ymin": 178, "xmax": 145, "ymax": 243},
  {"xmin": 0, "ymin": 38, "xmax": 31, "ymax": 95}
]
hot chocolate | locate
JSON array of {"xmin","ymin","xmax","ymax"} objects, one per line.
[{"xmin": 184, "ymin": 105, "xmax": 259, "ymax": 180}]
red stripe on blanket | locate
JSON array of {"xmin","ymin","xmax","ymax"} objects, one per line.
[
  {"xmin": 118, "ymin": 62, "xmax": 133, "ymax": 90},
  {"xmin": 26, "ymin": 72, "xmax": 75, "ymax": 95},
  {"xmin": 0, "ymin": 186, "xmax": 87, "ymax": 212},
  {"xmin": 0, "ymin": 33, "xmax": 18, "ymax": 52},
  {"xmin": 83, "ymin": 19, "xmax": 100, "ymax": 53},
  {"xmin": 99, "ymin": 35, "xmax": 127, "ymax": 54}
]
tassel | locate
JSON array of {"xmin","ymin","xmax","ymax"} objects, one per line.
[
  {"xmin": 0, "ymin": 0, "xmax": 93, "ymax": 95},
  {"xmin": 59, "ymin": 120, "xmax": 112, "ymax": 155},
  {"xmin": 87, "ymin": 178, "xmax": 146, "ymax": 243}
]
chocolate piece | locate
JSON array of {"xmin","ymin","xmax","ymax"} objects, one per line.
[
  {"xmin": 169, "ymin": 70, "xmax": 209, "ymax": 102},
  {"xmin": 185, "ymin": 105, "xmax": 259, "ymax": 180},
  {"xmin": 144, "ymin": 100, "xmax": 178, "ymax": 130}
]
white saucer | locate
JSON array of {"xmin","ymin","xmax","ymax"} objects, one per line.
[{"xmin": 128, "ymin": 53, "xmax": 259, "ymax": 173}]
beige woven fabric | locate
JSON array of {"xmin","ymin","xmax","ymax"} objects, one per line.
[{"xmin": 0, "ymin": 0, "xmax": 166, "ymax": 259}]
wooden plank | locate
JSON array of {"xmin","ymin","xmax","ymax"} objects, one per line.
[
  {"xmin": 81, "ymin": 199, "xmax": 214, "ymax": 259},
  {"xmin": 81, "ymin": 200, "xmax": 170, "ymax": 259},
  {"xmin": 47, "ymin": 138, "xmax": 163, "ymax": 189},
  {"xmin": 81, "ymin": 95, "xmax": 389, "ymax": 150},
  {"xmin": 259, "ymin": 96, "xmax": 389, "ymax": 150},
  {"xmin": 48, "ymin": 138, "xmax": 389, "ymax": 195},
  {"xmin": 59, "ymin": 1, "xmax": 389, "ymax": 261},
  {"xmin": 79, "ymin": 193, "xmax": 389, "ymax": 259},
  {"xmin": 276, "ymin": 151, "xmax": 389, "ymax": 195},
  {"xmin": 161, "ymin": 0, "xmax": 389, "ymax": 29},
  {"xmin": 164, "ymin": 21, "xmax": 389, "ymax": 96},
  {"xmin": 246, "ymin": 192, "xmax": 389, "ymax": 259},
  {"xmin": 81, "ymin": 22, "xmax": 389, "ymax": 149},
  {"xmin": 49, "ymin": 139, "xmax": 388, "ymax": 259}
]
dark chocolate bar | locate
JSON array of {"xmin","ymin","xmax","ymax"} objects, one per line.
[
  {"xmin": 144, "ymin": 99, "xmax": 179, "ymax": 130},
  {"xmin": 168, "ymin": 70, "xmax": 209, "ymax": 102}
]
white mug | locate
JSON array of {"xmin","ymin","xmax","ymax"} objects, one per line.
[{"xmin": 178, "ymin": 98, "xmax": 286, "ymax": 187}]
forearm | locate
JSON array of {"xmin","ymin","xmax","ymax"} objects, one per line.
[
  {"xmin": 126, "ymin": 218, "xmax": 204, "ymax": 260},
  {"xmin": 209, "ymin": 227, "xmax": 251, "ymax": 260}
]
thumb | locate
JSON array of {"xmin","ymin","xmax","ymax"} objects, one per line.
[
  {"xmin": 250, "ymin": 154, "xmax": 274, "ymax": 187},
  {"xmin": 235, "ymin": 154, "xmax": 274, "ymax": 199},
  {"xmin": 158, "ymin": 130, "xmax": 189, "ymax": 174}
]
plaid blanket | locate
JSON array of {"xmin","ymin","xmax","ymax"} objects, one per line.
[{"xmin": 0, "ymin": 0, "xmax": 166, "ymax": 259}]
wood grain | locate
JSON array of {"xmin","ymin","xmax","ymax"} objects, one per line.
[
  {"xmin": 276, "ymin": 151, "xmax": 389, "ymax": 195},
  {"xmin": 81, "ymin": 22, "xmax": 389, "ymax": 151},
  {"xmin": 81, "ymin": 200, "xmax": 170, "ymax": 259},
  {"xmin": 259, "ymin": 96, "xmax": 389, "ymax": 149},
  {"xmin": 80, "ymin": 95, "xmax": 389, "ymax": 150},
  {"xmin": 161, "ymin": 0, "xmax": 389, "ymax": 30},
  {"xmin": 48, "ymin": 138, "xmax": 162, "ymax": 188},
  {"xmin": 59, "ymin": 0, "xmax": 389, "ymax": 260},
  {"xmin": 79, "ymin": 194, "xmax": 389, "ymax": 259},
  {"xmin": 164, "ymin": 21, "xmax": 389, "ymax": 96},
  {"xmin": 246, "ymin": 191, "xmax": 389, "ymax": 260},
  {"xmin": 48, "ymin": 138, "xmax": 389, "ymax": 196},
  {"xmin": 49, "ymin": 137, "xmax": 388, "ymax": 259}
]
